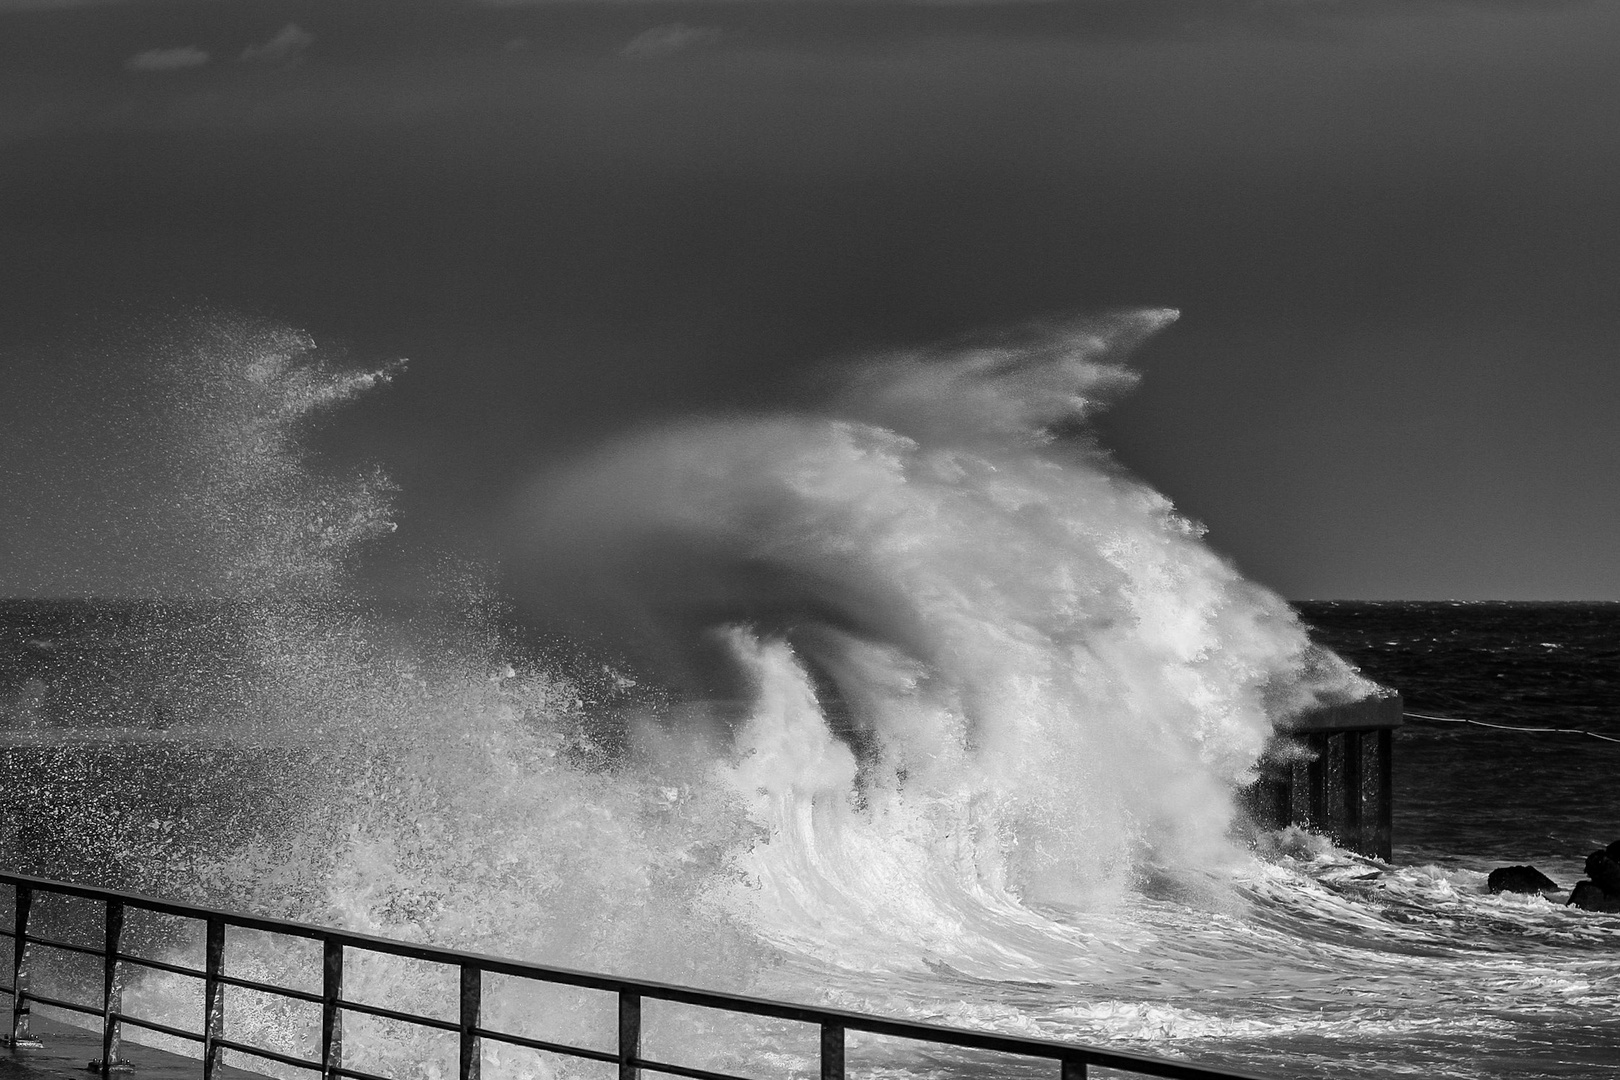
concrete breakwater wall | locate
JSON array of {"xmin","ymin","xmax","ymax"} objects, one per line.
[{"xmin": 1241, "ymin": 694, "xmax": 1404, "ymax": 862}]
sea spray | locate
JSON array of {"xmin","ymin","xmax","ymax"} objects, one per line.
[
  {"xmin": 520, "ymin": 310, "xmax": 1376, "ymax": 930},
  {"xmin": 9, "ymin": 318, "xmax": 766, "ymax": 1078},
  {"xmin": 151, "ymin": 320, "xmax": 401, "ymax": 600},
  {"xmin": 6, "ymin": 310, "xmax": 1410, "ymax": 1080}
]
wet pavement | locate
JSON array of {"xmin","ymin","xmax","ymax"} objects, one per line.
[{"xmin": 0, "ymin": 1015, "xmax": 269, "ymax": 1080}]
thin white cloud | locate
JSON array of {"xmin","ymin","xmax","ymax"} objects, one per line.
[
  {"xmin": 124, "ymin": 46, "xmax": 210, "ymax": 72},
  {"xmin": 240, "ymin": 23, "xmax": 314, "ymax": 64},
  {"xmin": 621, "ymin": 23, "xmax": 724, "ymax": 60}
]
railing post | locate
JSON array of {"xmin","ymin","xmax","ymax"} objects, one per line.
[
  {"xmin": 1061, "ymin": 1057, "xmax": 1089, "ymax": 1080},
  {"xmin": 458, "ymin": 966, "xmax": 481, "ymax": 1080},
  {"xmin": 91, "ymin": 899, "xmax": 132, "ymax": 1073},
  {"xmin": 321, "ymin": 940, "xmax": 343, "ymax": 1080},
  {"xmin": 617, "ymin": 990, "xmax": 640, "ymax": 1080},
  {"xmin": 819, "ymin": 1022, "xmax": 844, "ymax": 1080},
  {"xmin": 2, "ymin": 884, "xmax": 42, "ymax": 1050},
  {"xmin": 202, "ymin": 917, "xmax": 225, "ymax": 1080}
]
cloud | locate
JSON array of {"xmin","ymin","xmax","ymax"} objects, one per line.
[
  {"xmin": 240, "ymin": 23, "xmax": 314, "ymax": 65},
  {"xmin": 621, "ymin": 23, "xmax": 724, "ymax": 60},
  {"xmin": 124, "ymin": 47, "xmax": 210, "ymax": 72}
]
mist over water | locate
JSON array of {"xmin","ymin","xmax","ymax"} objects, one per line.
[{"xmin": 5, "ymin": 312, "xmax": 1616, "ymax": 1080}]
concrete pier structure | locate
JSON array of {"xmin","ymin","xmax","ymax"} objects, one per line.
[{"xmin": 1242, "ymin": 694, "xmax": 1403, "ymax": 861}]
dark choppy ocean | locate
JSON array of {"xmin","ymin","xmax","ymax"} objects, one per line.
[{"xmin": 1296, "ymin": 601, "xmax": 1620, "ymax": 871}]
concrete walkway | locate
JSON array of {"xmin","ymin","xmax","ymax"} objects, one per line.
[{"xmin": 1, "ymin": 1016, "xmax": 269, "ymax": 1080}]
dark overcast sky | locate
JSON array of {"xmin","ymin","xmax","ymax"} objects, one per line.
[{"xmin": 2, "ymin": 0, "xmax": 1618, "ymax": 600}]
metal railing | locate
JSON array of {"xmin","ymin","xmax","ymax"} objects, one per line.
[{"xmin": 1, "ymin": 872, "xmax": 1275, "ymax": 1080}]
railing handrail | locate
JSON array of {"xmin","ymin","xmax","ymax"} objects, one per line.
[{"xmin": 0, "ymin": 870, "xmax": 1278, "ymax": 1080}]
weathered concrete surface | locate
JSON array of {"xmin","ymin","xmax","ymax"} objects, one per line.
[
  {"xmin": 0, "ymin": 1015, "xmax": 268, "ymax": 1080},
  {"xmin": 1276, "ymin": 692, "xmax": 1404, "ymax": 732}
]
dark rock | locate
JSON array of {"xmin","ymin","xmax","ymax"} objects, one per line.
[
  {"xmin": 1606, "ymin": 838, "xmax": 1620, "ymax": 861},
  {"xmin": 1487, "ymin": 865, "xmax": 1560, "ymax": 894},
  {"xmin": 1584, "ymin": 850, "xmax": 1620, "ymax": 895},
  {"xmin": 1567, "ymin": 881, "xmax": 1620, "ymax": 913}
]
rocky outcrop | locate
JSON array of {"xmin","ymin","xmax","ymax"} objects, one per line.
[
  {"xmin": 1565, "ymin": 845, "xmax": 1620, "ymax": 913},
  {"xmin": 1585, "ymin": 849, "xmax": 1620, "ymax": 893},
  {"xmin": 1487, "ymin": 865, "xmax": 1559, "ymax": 894},
  {"xmin": 1568, "ymin": 881, "xmax": 1620, "ymax": 913}
]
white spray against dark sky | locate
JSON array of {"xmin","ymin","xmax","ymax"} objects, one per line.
[{"xmin": 517, "ymin": 308, "xmax": 1373, "ymax": 908}]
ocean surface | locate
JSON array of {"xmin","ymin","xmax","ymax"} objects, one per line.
[
  {"xmin": 1299, "ymin": 601, "xmax": 1620, "ymax": 872},
  {"xmin": 2, "ymin": 320, "xmax": 1617, "ymax": 1080}
]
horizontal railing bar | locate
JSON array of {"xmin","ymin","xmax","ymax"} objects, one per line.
[
  {"xmin": 216, "ymin": 972, "xmax": 324, "ymax": 1006},
  {"xmin": 214, "ymin": 1036, "xmax": 324, "ymax": 1074},
  {"xmin": 1, "ymin": 871, "xmax": 1275, "ymax": 1080},
  {"xmin": 113, "ymin": 1011, "xmax": 206, "ymax": 1043},
  {"xmin": 330, "ymin": 1063, "xmax": 398, "ymax": 1080},
  {"xmin": 22, "ymin": 932, "xmax": 105, "ymax": 958},
  {"xmin": 611, "ymin": 987, "xmax": 1267, "ymax": 1080},
  {"xmin": 473, "ymin": 1027, "xmax": 618, "ymax": 1065},
  {"xmin": 113, "ymin": 951, "xmax": 206, "ymax": 980},
  {"xmin": 633, "ymin": 1056, "xmax": 755, "ymax": 1080},
  {"xmin": 0, "ymin": 874, "xmax": 340, "ymax": 942},
  {"xmin": 18, "ymin": 989, "xmax": 101, "ymax": 1017},
  {"xmin": 334, "ymin": 997, "xmax": 459, "ymax": 1034}
]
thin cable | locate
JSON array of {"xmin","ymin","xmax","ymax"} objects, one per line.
[{"xmin": 1404, "ymin": 710, "xmax": 1620, "ymax": 744}]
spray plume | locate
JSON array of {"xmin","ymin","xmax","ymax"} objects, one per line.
[{"xmin": 516, "ymin": 310, "xmax": 1376, "ymax": 928}]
